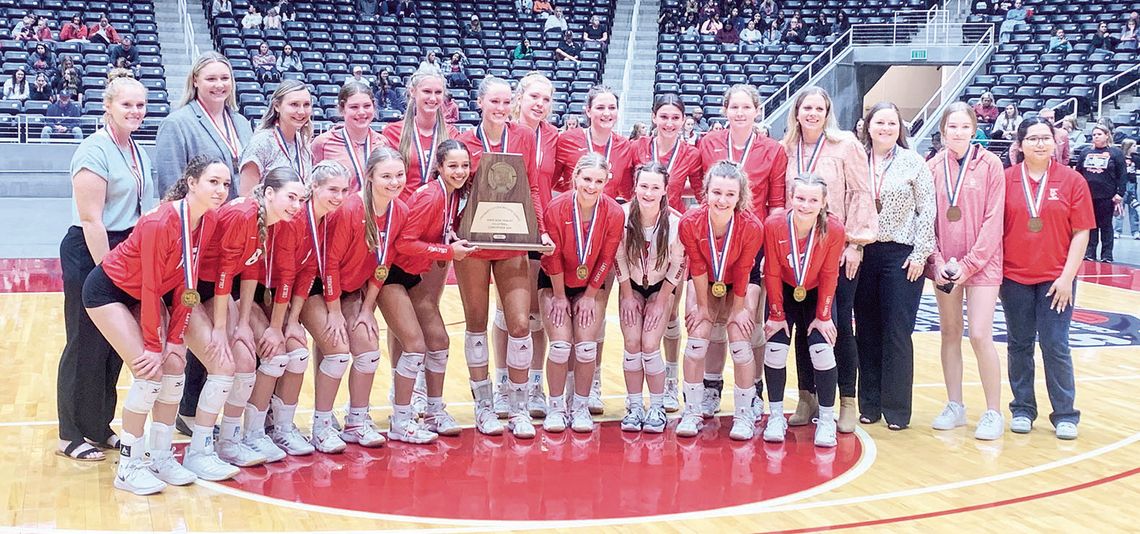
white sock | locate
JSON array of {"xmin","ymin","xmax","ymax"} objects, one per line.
[
  {"xmin": 529, "ymin": 369, "xmax": 544, "ymax": 386},
  {"xmin": 426, "ymin": 396, "xmax": 444, "ymax": 412},
  {"xmin": 819, "ymin": 405, "xmax": 836, "ymax": 421},
  {"xmin": 219, "ymin": 415, "xmax": 242, "ymax": 442},
  {"xmin": 649, "ymin": 393, "xmax": 664, "ymax": 409},
  {"xmin": 347, "ymin": 405, "xmax": 369, "ymax": 421},
  {"xmin": 683, "ymin": 381, "xmax": 702, "ymax": 411},
  {"xmin": 627, "ymin": 393, "xmax": 643, "ymax": 408},
  {"xmin": 313, "ymin": 410, "xmax": 333, "ymax": 429},
  {"xmin": 770, "ymin": 401, "xmax": 784, "ymax": 417},
  {"xmin": 273, "ymin": 401, "xmax": 297, "ymax": 428},
  {"xmin": 244, "ymin": 404, "xmax": 268, "ymax": 435},
  {"xmin": 703, "ymin": 372, "xmax": 723, "ymax": 383},
  {"xmin": 734, "ymin": 386, "xmax": 754, "ymax": 412},
  {"xmin": 494, "ymin": 368, "xmax": 508, "ymax": 386},
  {"xmin": 190, "ymin": 424, "xmax": 212, "ymax": 452},
  {"xmin": 393, "ymin": 403, "xmax": 412, "ymax": 422},
  {"xmin": 666, "ymin": 361, "xmax": 679, "ymax": 379}
]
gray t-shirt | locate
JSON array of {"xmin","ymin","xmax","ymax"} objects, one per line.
[{"xmin": 70, "ymin": 130, "xmax": 158, "ymax": 231}]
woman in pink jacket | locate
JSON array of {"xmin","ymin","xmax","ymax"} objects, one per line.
[{"xmin": 926, "ymin": 102, "xmax": 1005, "ymax": 439}]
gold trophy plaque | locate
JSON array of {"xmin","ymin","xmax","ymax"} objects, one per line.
[{"xmin": 458, "ymin": 152, "xmax": 553, "ymax": 252}]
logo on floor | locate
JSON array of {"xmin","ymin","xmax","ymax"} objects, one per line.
[{"xmin": 914, "ymin": 295, "xmax": 1140, "ymax": 347}]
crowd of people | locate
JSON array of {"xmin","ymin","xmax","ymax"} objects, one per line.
[{"xmin": 659, "ymin": 0, "xmax": 850, "ymax": 45}]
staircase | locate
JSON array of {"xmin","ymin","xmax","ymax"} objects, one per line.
[
  {"xmin": 154, "ymin": 0, "xmax": 213, "ymax": 105},
  {"xmin": 600, "ymin": 0, "xmax": 658, "ymax": 134}
]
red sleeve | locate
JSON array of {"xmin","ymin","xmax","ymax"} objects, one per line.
[
  {"xmin": 311, "ymin": 133, "xmax": 328, "ymax": 164},
  {"xmin": 679, "ymin": 214, "xmax": 708, "ymax": 278},
  {"xmin": 395, "ymin": 186, "xmax": 454, "ymax": 261},
  {"xmin": 767, "ymin": 145, "xmax": 788, "ymax": 210},
  {"xmin": 519, "ymin": 127, "xmax": 547, "ymax": 234},
  {"xmin": 763, "ymin": 218, "xmax": 786, "ymax": 321},
  {"xmin": 588, "ymin": 201, "xmax": 624, "ymax": 290},
  {"xmin": 540, "ymin": 198, "xmax": 565, "ymax": 276},
  {"xmin": 322, "ymin": 207, "xmax": 352, "ymax": 302},
  {"xmin": 138, "ymin": 218, "xmax": 167, "ymax": 353},
  {"xmin": 814, "ymin": 221, "xmax": 846, "ymax": 322},
  {"xmin": 215, "ymin": 206, "xmax": 255, "ymax": 296},
  {"xmin": 730, "ymin": 215, "xmax": 762, "ymax": 298},
  {"xmin": 274, "ymin": 220, "xmax": 300, "ymax": 304}
]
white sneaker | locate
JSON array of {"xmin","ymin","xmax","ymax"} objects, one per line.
[
  {"xmin": 147, "ymin": 449, "xmax": 198, "ymax": 486},
  {"xmin": 341, "ymin": 414, "xmax": 388, "ymax": 447},
  {"xmin": 388, "ymin": 416, "xmax": 438, "ymax": 444},
  {"xmin": 588, "ymin": 378, "xmax": 604, "ymax": 415},
  {"xmin": 730, "ymin": 410, "xmax": 755, "ymax": 441},
  {"xmin": 243, "ymin": 431, "xmax": 287, "ymax": 463},
  {"xmin": 570, "ymin": 406, "xmax": 595, "ymax": 433},
  {"xmin": 216, "ymin": 438, "xmax": 267, "ymax": 467},
  {"xmin": 508, "ymin": 413, "xmax": 536, "ymax": 439},
  {"xmin": 114, "ymin": 452, "xmax": 166, "ymax": 495},
  {"xmin": 701, "ymin": 385, "xmax": 722, "ymax": 418},
  {"xmin": 475, "ymin": 405, "xmax": 505, "ymax": 435},
  {"xmin": 424, "ymin": 408, "xmax": 462, "ymax": 436},
  {"xmin": 814, "ymin": 417, "xmax": 837, "ymax": 448},
  {"xmin": 764, "ymin": 414, "xmax": 788, "ymax": 443},
  {"xmin": 543, "ymin": 407, "xmax": 568, "ymax": 433},
  {"xmin": 493, "ymin": 385, "xmax": 510, "ymax": 419},
  {"xmin": 311, "ymin": 424, "xmax": 347, "ymax": 454},
  {"xmin": 663, "ymin": 378, "xmax": 681, "ymax": 413},
  {"xmin": 271, "ymin": 424, "xmax": 315, "ymax": 456},
  {"xmin": 974, "ymin": 410, "xmax": 1004, "ymax": 441},
  {"xmin": 182, "ymin": 443, "xmax": 240, "ymax": 481},
  {"xmin": 1055, "ymin": 421, "xmax": 1078, "ymax": 440},
  {"xmin": 675, "ymin": 409, "xmax": 703, "ymax": 437},
  {"xmin": 932, "ymin": 401, "xmax": 967, "ymax": 430},
  {"xmin": 1010, "ymin": 416, "xmax": 1033, "ymax": 434},
  {"xmin": 642, "ymin": 406, "xmax": 667, "ymax": 434},
  {"xmin": 621, "ymin": 404, "xmax": 645, "ymax": 432},
  {"xmin": 527, "ymin": 387, "xmax": 548, "ymax": 418}
]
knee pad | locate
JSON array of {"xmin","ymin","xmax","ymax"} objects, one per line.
[
  {"xmin": 395, "ymin": 351, "xmax": 425, "ymax": 379},
  {"xmin": 258, "ymin": 354, "xmax": 290, "ymax": 378},
  {"xmin": 764, "ymin": 342, "xmax": 790, "ymax": 369},
  {"xmin": 684, "ymin": 338, "xmax": 710, "ymax": 362},
  {"xmin": 352, "ymin": 350, "xmax": 382, "ymax": 374},
  {"xmin": 664, "ymin": 319, "xmax": 682, "ymax": 340},
  {"xmin": 528, "ymin": 312, "xmax": 543, "ymax": 332},
  {"xmin": 642, "ymin": 350, "xmax": 666, "ymax": 376},
  {"xmin": 710, "ymin": 323, "xmax": 728, "ymax": 343},
  {"xmin": 464, "ymin": 331, "xmax": 489, "ymax": 367},
  {"xmin": 623, "ymin": 350, "xmax": 643, "ymax": 372},
  {"xmin": 425, "ymin": 349, "xmax": 449, "ymax": 374},
  {"xmin": 123, "ymin": 379, "xmax": 162, "ymax": 414},
  {"xmin": 507, "ymin": 335, "xmax": 534, "ymax": 370},
  {"xmin": 809, "ymin": 343, "xmax": 837, "ymax": 371},
  {"xmin": 197, "ymin": 374, "xmax": 234, "ymax": 414},
  {"xmin": 493, "ymin": 307, "xmax": 507, "ymax": 331},
  {"xmin": 574, "ymin": 341, "xmax": 598, "ymax": 364},
  {"xmin": 548, "ymin": 340, "xmax": 572, "ymax": 364},
  {"xmin": 729, "ymin": 341, "xmax": 753, "ymax": 365},
  {"xmin": 318, "ymin": 352, "xmax": 351, "ymax": 379},
  {"xmin": 227, "ymin": 372, "xmax": 256, "ymax": 408},
  {"xmin": 157, "ymin": 373, "xmax": 186, "ymax": 404},
  {"xmin": 285, "ymin": 348, "xmax": 310, "ymax": 374}
]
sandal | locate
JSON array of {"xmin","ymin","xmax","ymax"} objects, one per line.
[
  {"xmin": 859, "ymin": 415, "xmax": 880, "ymax": 424},
  {"xmin": 56, "ymin": 440, "xmax": 106, "ymax": 462},
  {"xmin": 887, "ymin": 422, "xmax": 908, "ymax": 431},
  {"xmin": 86, "ymin": 434, "xmax": 120, "ymax": 450}
]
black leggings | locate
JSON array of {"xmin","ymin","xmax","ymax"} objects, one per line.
[
  {"xmin": 766, "ymin": 285, "xmax": 837, "ymax": 408},
  {"xmin": 794, "ymin": 267, "xmax": 858, "ymax": 397}
]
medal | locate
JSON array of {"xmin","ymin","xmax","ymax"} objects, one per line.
[
  {"xmin": 711, "ymin": 281, "xmax": 727, "ymax": 298},
  {"xmin": 797, "ymin": 137, "xmax": 825, "ymax": 176},
  {"xmin": 787, "ymin": 210, "xmax": 817, "ymax": 304},
  {"xmin": 182, "ymin": 289, "xmax": 201, "ymax": 307},
  {"xmin": 342, "ymin": 126, "xmax": 371, "ymax": 191},
  {"xmin": 729, "ymin": 130, "xmax": 755, "ymax": 165},
  {"xmin": 374, "ymin": 265, "xmax": 389, "ymax": 281},
  {"xmin": 868, "ymin": 146, "xmax": 895, "ymax": 213},
  {"xmin": 274, "ymin": 126, "xmax": 307, "ymax": 183},
  {"xmin": 412, "ymin": 125, "xmax": 437, "ymax": 186},
  {"xmin": 571, "ymin": 191, "xmax": 599, "ymax": 283},
  {"xmin": 706, "ymin": 210, "xmax": 735, "ymax": 298},
  {"xmin": 946, "ymin": 206, "xmax": 962, "ymax": 221},
  {"xmin": 576, "ymin": 265, "xmax": 589, "ymax": 280},
  {"xmin": 178, "ymin": 199, "xmax": 204, "ymax": 308},
  {"xmin": 199, "ymin": 100, "xmax": 242, "ymax": 165},
  {"xmin": 373, "ymin": 201, "xmax": 394, "ymax": 282},
  {"xmin": 440, "ymin": 179, "xmax": 457, "ymax": 243},
  {"xmin": 534, "ymin": 124, "xmax": 544, "ymax": 168},
  {"xmin": 942, "ymin": 145, "xmax": 975, "ymax": 224},
  {"xmin": 1020, "ymin": 163, "xmax": 1049, "ymax": 234},
  {"xmin": 1028, "ymin": 217, "xmax": 1044, "ymax": 232},
  {"xmin": 793, "ymin": 285, "xmax": 807, "ymax": 302},
  {"xmin": 875, "ymin": 199, "xmax": 883, "ymax": 213}
]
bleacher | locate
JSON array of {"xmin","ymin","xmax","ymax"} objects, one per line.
[{"xmin": 204, "ymin": 0, "xmax": 615, "ymax": 129}]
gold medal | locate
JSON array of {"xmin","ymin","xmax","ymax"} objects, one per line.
[
  {"xmin": 946, "ymin": 206, "xmax": 962, "ymax": 222},
  {"xmin": 793, "ymin": 285, "xmax": 807, "ymax": 302},
  {"xmin": 181, "ymin": 289, "xmax": 201, "ymax": 307},
  {"xmin": 374, "ymin": 265, "xmax": 389, "ymax": 281},
  {"xmin": 711, "ymin": 281, "xmax": 727, "ymax": 298},
  {"xmin": 875, "ymin": 199, "xmax": 883, "ymax": 213},
  {"xmin": 576, "ymin": 264, "xmax": 589, "ymax": 280},
  {"xmin": 1028, "ymin": 217, "xmax": 1043, "ymax": 233}
]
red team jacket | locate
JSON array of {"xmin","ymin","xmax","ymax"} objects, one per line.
[
  {"xmin": 527, "ymin": 120, "xmax": 561, "ymax": 212},
  {"xmin": 698, "ymin": 129, "xmax": 788, "ymax": 221},
  {"xmin": 554, "ymin": 127, "xmax": 634, "ymax": 200},
  {"xmin": 630, "ymin": 135, "xmax": 704, "ymax": 213},
  {"xmin": 540, "ymin": 192, "xmax": 625, "ymax": 291},
  {"xmin": 198, "ymin": 198, "xmax": 263, "ymax": 297},
  {"xmin": 762, "ymin": 211, "xmax": 845, "ymax": 322},
  {"xmin": 394, "ymin": 180, "xmax": 459, "ymax": 275},
  {"xmin": 380, "ymin": 120, "xmax": 461, "ymax": 202},
  {"xmin": 677, "ymin": 205, "xmax": 764, "ymax": 299}
]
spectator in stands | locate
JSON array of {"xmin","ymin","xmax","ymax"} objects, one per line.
[
  {"xmin": 242, "ymin": 5, "xmax": 263, "ymax": 29},
  {"xmin": 834, "ymin": 11, "xmax": 851, "ymax": 34},
  {"xmin": 741, "ymin": 20, "xmax": 763, "ymax": 43},
  {"xmin": 516, "ymin": 0, "xmax": 533, "ymax": 15},
  {"xmin": 263, "ymin": 7, "xmax": 283, "ymax": 29},
  {"xmin": 14, "ymin": 22, "xmax": 35, "ymax": 42},
  {"xmin": 442, "ymin": 93, "xmax": 459, "ymax": 124},
  {"xmin": 2, "ymin": 68, "xmax": 29, "ymax": 102},
  {"xmin": 699, "ymin": 13, "xmax": 723, "ymax": 35},
  {"xmin": 26, "ymin": 43, "xmax": 57, "ymax": 79},
  {"xmin": 463, "ymin": 15, "xmax": 483, "ymax": 39},
  {"xmin": 54, "ymin": 67, "xmax": 83, "ymax": 98},
  {"xmin": 108, "ymin": 37, "xmax": 139, "ymax": 73},
  {"xmin": 783, "ymin": 14, "xmax": 805, "ymax": 44},
  {"xmin": 88, "ymin": 14, "xmax": 121, "ymax": 45},
  {"xmin": 212, "ymin": 0, "xmax": 233, "ymax": 17},
  {"xmin": 585, "ymin": 16, "xmax": 609, "ymax": 44},
  {"xmin": 512, "ymin": 39, "xmax": 535, "ymax": 61},
  {"xmin": 345, "ymin": 66, "xmax": 371, "ymax": 87},
  {"xmin": 716, "ymin": 19, "xmax": 740, "ymax": 44},
  {"xmin": 1060, "ymin": 118, "xmax": 1085, "ymax": 146},
  {"xmin": 278, "ymin": 1, "xmax": 296, "ymax": 21},
  {"xmin": 1114, "ymin": 139, "xmax": 1138, "ymax": 238},
  {"xmin": 999, "ymin": 0, "xmax": 1027, "ymax": 43},
  {"xmin": 373, "ymin": 75, "xmax": 405, "ymax": 112},
  {"xmin": 972, "ymin": 92, "xmax": 999, "ymax": 124},
  {"xmin": 690, "ymin": 108, "xmax": 709, "ymax": 132},
  {"xmin": 1077, "ymin": 124, "xmax": 1127, "ymax": 262},
  {"xmin": 545, "ymin": 8, "xmax": 569, "ymax": 33},
  {"xmin": 33, "ymin": 16, "xmax": 53, "ymax": 42},
  {"xmin": 991, "ymin": 104, "xmax": 1021, "ymax": 141},
  {"xmin": 395, "ymin": 0, "xmax": 419, "ymax": 19},
  {"xmin": 812, "ymin": 14, "xmax": 834, "ymax": 37},
  {"xmin": 444, "ymin": 52, "xmax": 469, "ymax": 88},
  {"xmin": 276, "ymin": 43, "xmax": 302, "ymax": 74},
  {"xmin": 556, "ymin": 31, "xmax": 582, "ymax": 63},
  {"xmin": 682, "ymin": 116, "xmax": 699, "ymax": 144},
  {"xmin": 1092, "ymin": 22, "xmax": 1117, "ymax": 52},
  {"xmin": 533, "ymin": 0, "xmax": 554, "ymax": 17},
  {"xmin": 419, "ymin": 51, "xmax": 442, "ymax": 72},
  {"xmin": 562, "ymin": 114, "xmax": 580, "ymax": 131},
  {"xmin": 29, "ymin": 72, "xmax": 51, "ymax": 101},
  {"xmin": 628, "ymin": 122, "xmax": 647, "ymax": 141},
  {"xmin": 763, "ymin": 19, "xmax": 782, "ymax": 44},
  {"xmin": 41, "ymin": 90, "xmax": 83, "ymax": 139},
  {"xmin": 251, "ymin": 41, "xmax": 280, "ymax": 83},
  {"xmin": 1121, "ymin": 18, "xmax": 1138, "ymax": 43},
  {"xmin": 9, "ymin": 14, "xmax": 33, "ymax": 39},
  {"xmin": 1048, "ymin": 28, "xmax": 1072, "ymax": 53},
  {"xmin": 60, "ymin": 15, "xmax": 89, "ymax": 42},
  {"xmin": 727, "ymin": 8, "xmax": 748, "ymax": 32},
  {"xmin": 759, "ymin": 0, "xmax": 779, "ymax": 19},
  {"xmin": 356, "ymin": 0, "xmax": 378, "ymax": 18}
]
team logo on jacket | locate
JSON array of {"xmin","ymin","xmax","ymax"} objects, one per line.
[{"xmin": 914, "ymin": 295, "xmax": 1140, "ymax": 347}]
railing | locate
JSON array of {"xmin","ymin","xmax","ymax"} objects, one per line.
[
  {"xmin": 909, "ymin": 25, "xmax": 995, "ymax": 137},
  {"xmin": 0, "ymin": 116, "xmax": 166, "ymax": 144},
  {"xmin": 1052, "ymin": 96, "xmax": 1079, "ymax": 120},
  {"xmin": 1097, "ymin": 64, "xmax": 1140, "ymax": 119},
  {"xmin": 758, "ymin": 29, "xmax": 853, "ymax": 119},
  {"xmin": 850, "ymin": 22, "xmax": 995, "ymax": 46},
  {"xmin": 178, "ymin": 0, "xmax": 201, "ymax": 60},
  {"xmin": 893, "ymin": 9, "xmax": 949, "ymax": 25}
]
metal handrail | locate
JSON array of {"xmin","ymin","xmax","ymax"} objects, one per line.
[
  {"xmin": 909, "ymin": 25, "xmax": 995, "ymax": 136},
  {"xmin": 758, "ymin": 29, "xmax": 853, "ymax": 119},
  {"xmin": 1052, "ymin": 96, "xmax": 1079, "ymax": 120},
  {"xmin": 850, "ymin": 22, "xmax": 995, "ymax": 46},
  {"xmin": 178, "ymin": 0, "xmax": 201, "ymax": 60},
  {"xmin": 1097, "ymin": 64, "xmax": 1140, "ymax": 119}
]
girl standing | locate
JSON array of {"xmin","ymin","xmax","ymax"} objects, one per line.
[
  {"xmin": 312, "ymin": 82, "xmax": 390, "ymax": 193},
  {"xmin": 239, "ymin": 80, "xmax": 313, "ymax": 195}
]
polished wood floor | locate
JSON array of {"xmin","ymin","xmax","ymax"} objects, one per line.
[{"xmin": 5, "ymin": 273, "xmax": 1140, "ymax": 532}]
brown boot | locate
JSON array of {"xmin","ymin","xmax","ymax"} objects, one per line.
[
  {"xmin": 837, "ymin": 397, "xmax": 858, "ymax": 433},
  {"xmin": 788, "ymin": 390, "xmax": 818, "ymax": 426}
]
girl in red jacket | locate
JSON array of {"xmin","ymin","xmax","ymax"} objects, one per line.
[
  {"xmin": 676, "ymin": 161, "xmax": 764, "ymax": 440},
  {"xmin": 761, "ymin": 174, "xmax": 846, "ymax": 448},
  {"xmin": 382, "ymin": 68, "xmax": 460, "ymax": 201},
  {"xmin": 83, "ymin": 155, "xmax": 228, "ymax": 495},
  {"xmin": 540, "ymin": 153, "xmax": 625, "ymax": 433}
]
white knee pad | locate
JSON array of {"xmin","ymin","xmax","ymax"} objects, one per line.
[
  {"xmin": 729, "ymin": 341, "xmax": 753, "ymax": 365},
  {"xmin": 227, "ymin": 372, "xmax": 256, "ymax": 408},
  {"xmin": 574, "ymin": 341, "xmax": 598, "ymax": 363},
  {"xmin": 493, "ymin": 308, "xmax": 507, "ymax": 331},
  {"xmin": 352, "ymin": 350, "xmax": 382, "ymax": 374},
  {"xmin": 685, "ymin": 338, "xmax": 710, "ymax": 362},
  {"xmin": 123, "ymin": 379, "xmax": 162, "ymax": 414},
  {"xmin": 764, "ymin": 342, "xmax": 790, "ymax": 369},
  {"xmin": 157, "ymin": 373, "xmax": 186, "ymax": 404},
  {"xmin": 642, "ymin": 350, "xmax": 666, "ymax": 376},
  {"xmin": 198, "ymin": 374, "xmax": 234, "ymax": 414},
  {"xmin": 664, "ymin": 319, "xmax": 682, "ymax": 340},
  {"xmin": 395, "ymin": 352, "xmax": 425, "ymax": 379},
  {"xmin": 285, "ymin": 348, "xmax": 310, "ymax": 374},
  {"xmin": 528, "ymin": 312, "xmax": 543, "ymax": 332},
  {"xmin": 548, "ymin": 340, "xmax": 572, "ymax": 364},
  {"xmin": 710, "ymin": 323, "xmax": 728, "ymax": 343},
  {"xmin": 809, "ymin": 343, "xmax": 837, "ymax": 371},
  {"xmin": 258, "ymin": 354, "xmax": 290, "ymax": 378},
  {"xmin": 507, "ymin": 335, "xmax": 534, "ymax": 370},
  {"xmin": 319, "ymin": 352, "xmax": 351, "ymax": 379},
  {"xmin": 623, "ymin": 350, "xmax": 643, "ymax": 372},
  {"xmin": 425, "ymin": 349, "xmax": 449, "ymax": 374},
  {"xmin": 464, "ymin": 331, "xmax": 489, "ymax": 367}
]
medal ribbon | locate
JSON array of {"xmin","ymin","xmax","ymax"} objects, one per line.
[
  {"xmin": 943, "ymin": 144, "xmax": 976, "ymax": 209},
  {"xmin": 706, "ymin": 212, "xmax": 735, "ymax": 285},
  {"xmin": 535, "ymin": 125, "xmax": 544, "ymax": 168},
  {"xmin": 374, "ymin": 202, "xmax": 394, "ymax": 267},
  {"xmin": 274, "ymin": 126, "xmax": 305, "ymax": 182},
  {"xmin": 439, "ymin": 179, "xmax": 457, "ymax": 241},
  {"xmin": 264, "ymin": 228, "xmax": 276, "ymax": 287},
  {"xmin": 413, "ymin": 126, "xmax": 437, "ymax": 186},
  {"xmin": 572, "ymin": 192, "xmax": 600, "ymax": 271},
  {"xmin": 652, "ymin": 135, "xmax": 682, "ymax": 174},
  {"xmin": 179, "ymin": 200, "xmax": 202, "ymax": 292},
  {"xmin": 586, "ymin": 127, "xmax": 613, "ymax": 162},
  {"xmin": 786, "ymin": 210, "xmax": 817, "ymax": 289},
  {"xmin": 796, "ymin": 137, "xmax": 824, "ymax": 175},
  {"xmin": 105, "ymin": 123, "xmax": 145, "ymax": 204},
  {"xmin": 342, "ymin": 128, "xmax": 370, "ymax": 191},
  {"xmin": 728, "ymin": 131, "xmax": 754, "ymax": 166},
  {"xmin": 306, "ymin": 202, "xmax": 326, "ymax": 278},
  {"xmin": 477, "ymin": 123, "xmax": 509, "ymax": 154},
  {"xmin": 1020, "ymin": 163, "xmax": 1049, "ymax": 219},
  {"xmin": 868, "ymin": 146, "xmax": 896, "ymax": 203},
  {"xmin": 199, "ymin": 100, "xmax": 241, "ymax": 160}
]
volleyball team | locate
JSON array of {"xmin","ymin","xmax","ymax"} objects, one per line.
[{"xmin": 54, "ymin": 53, "xmax": 1093, "ymax": 496}]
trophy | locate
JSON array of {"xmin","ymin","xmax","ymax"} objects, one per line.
[{"xmin": 457, "ymin": 152, "xmax": 553, "ymax": 252}]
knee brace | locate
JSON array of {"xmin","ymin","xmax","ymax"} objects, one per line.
[
  {"xmin": 528, "ymin": 312, "xmax": 543, "ymax": 332},
  {"xmin": 258, "ymin": 354, "xmax": 290, "ymax": 378},
  {"xmin": 729, "ymin": 341, "xmax": 754, "ymax": 365},
  {"xmin": 710, "ymin": 323, "xmax": 728, "ymax": 343},
  {"xmin": 548, "ymin": 340, "xmax": 572, "ymax": 364},
  {"xmin": 493, "ymin": 307, "xmax": 507, "ymax": 331},
  {"xmin": 123, "ymin": 379, "xmax": 162, "ymax": 414},
  {"xmin": 642, "ymin": 350, "xmax": 666, "ymax": 376},
  {"xmin": 764, "ymin": 341, "xmax": 790, "ymax": 369},
  {"xmin": 352, "ymin": 350, "xmax": 382, "ymax": 374},
  {"xmin": 425, "ymin": 349, "xmax": 449, "ymax": 374},
  {"xmin": 157, "ymin": 373, "xmax": 186, "ymax": 404},
  {"xmin": 227, "ymin": 372, "xmax": 256, "ymax": 408},
  {"xmin": 285, "ymin": 348, "xmax": 310, "ymax": 374},
  {"xmin": 507, "ymin": 335, "xmax": 534, "ymax": 370},
  {"xmin": 395, "ymin": 351, "xmax": 425, "ymax": 379},
  {"xmin": 664, "ymin": 319, "xmax": 682, "ymax": 340},
  {"xmin": 623, "ymin": 350, "xmax": 643, "ymax": 372},
  {"xmin": 197, "ymin": 374, "xmax": 234, "ymax": 414},
  {"xmin": 684, "ymin": 338, "xmax": 710, "ymax": 362},
  {"xmin": 318, "ymin": 352, "xmax": 351, "ymax": 379},
  {"xmin": 574, "ymin": 341, "xmax": 598, "ymax": 364},
  {"xmin": 809, "ymin": 343, "xmax": 837, "ymax": 371},
  {"xmin": 464, "ymin": 331, "xmax": 489, "ymax": 367}
]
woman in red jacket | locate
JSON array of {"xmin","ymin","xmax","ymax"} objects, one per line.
[
  {"xmin": 540, "ymin": 153, "xmax": 625, "ymax": 433},
  {"xmin": 382, "ymin": 68, "xmax": 460, "ymax": 202},
  {"xmin": 83, "ymin": 155, "xmax": 228, "ymax": 495},
  {"xmin": 676, "ymin": 161, "xmax": 764, "ymax": 440},
  {"xmin": 311, "ymin": 82, "xmax": 390, "ymax": 192},
  {"xmin": 455, "ymin": 76, "xmax": 551, "ymax": 438},
  {"xmin": 761, "ymin": 174, "xmax": 846, "ymax": 447}
]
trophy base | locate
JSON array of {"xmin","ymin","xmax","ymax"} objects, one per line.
[{"xmin": 468, "ymin": 241, "xmax": 555, "ymax": 253}]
